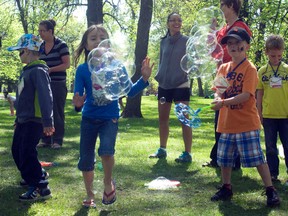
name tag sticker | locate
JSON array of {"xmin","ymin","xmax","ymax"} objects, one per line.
[{"xmin": 270, "ymin": 77, "xmax": 282, "ymax": 88}]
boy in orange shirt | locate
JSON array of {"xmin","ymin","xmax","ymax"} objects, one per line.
[{"xmin": 210, "ymin": 27, "xmax": 280, "ymax": 207}]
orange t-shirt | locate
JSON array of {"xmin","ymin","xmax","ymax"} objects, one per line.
[{"xmin": 217, "ymin": 60, "xmax": 261, "ymax": 133}]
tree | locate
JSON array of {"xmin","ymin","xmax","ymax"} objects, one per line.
[
  {"xmin": 13, "ymin": 0, "xmax": 79, "ymax": 34},
  {"xmin": 1, "ymin": 0, "xmax": 83, "ymax": 92},
  {"xmin": 4, "ymin": 0, "xmax": 288, "ymax": 98},
  {"xmin": 241, "ymin": 0, "xmax": 288, "ymax": 67},
  {"xmin": 87, "ymin": 0, "xmax": 103, "ymax": 26},
  {"xmin": 122, "ymin": 0, "xmax": 153, "ymax": 118},
  {"xmin": 0, "ymin": 1, "xmax": 22, "ymax": 91}
]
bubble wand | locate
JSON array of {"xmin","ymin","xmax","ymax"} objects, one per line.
[
  {"xmin": 174, "ymin": 103, "xmax": 212, "ymax": 128},
  {"xmin": 194, "ymin": 104, "xmax": 213, "ymax": 114}
]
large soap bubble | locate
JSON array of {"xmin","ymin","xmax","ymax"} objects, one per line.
[
  {"xmin": 182, "ymin": 6, "xmax": 225, "ymax": 79},
  {"xmin": 88, "ymin": 39, "xmax": 132, "ymax": 104},
  {"xmin": 194, "ymin": 6, "xmax": 225, "ymax": 32}
]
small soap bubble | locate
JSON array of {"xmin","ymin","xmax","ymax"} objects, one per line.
[{"xmin": 160, "ymin": 97, "xmax": 166, "ymax": 104}]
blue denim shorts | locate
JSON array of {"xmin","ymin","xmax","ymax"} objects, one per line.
[
  {"xmin": 78, "ymin": 116, "xmax": 118, "ymax": 171},
  {"xmin": 217, "ymin": 130, "xmax": 266, "ymax": 167}
]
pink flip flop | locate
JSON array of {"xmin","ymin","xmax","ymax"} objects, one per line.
[
  {"xmin": 102, "ymin": 181, "xmax": 116, "ymax": 205},
  {"xmin": 82, "ymin": 199, "xmax": 96, "ymax": 208}
]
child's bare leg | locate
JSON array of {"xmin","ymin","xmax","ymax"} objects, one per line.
[
  {"xmin": 158, "ymin": 102, "xmax": 171, "ymax": 148},
  {"xmin": 221, "ymin": 167, "xmax": 232, "ymax": 185},
  {"xmin": 9, "ymin": 103, "xmax": 15, "ymax": 115},
  {"xmin": 257, "ymin": 163, "xmax": 273, "ymax": 187},
  {"xmin": 182, "ymin": 124, "xmax": 192, "ymax": 153},
  {"xmin": 101, "ymin": 155, "xmax": 115, "ymax": 199},
  {"xmin": 82, "ymin": 171, "xmax": 95, "ymax": 200}
]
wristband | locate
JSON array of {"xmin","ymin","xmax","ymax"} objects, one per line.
[{"xmin": 221, "ymin": 99, "xmax": 225, "ymax": 107}]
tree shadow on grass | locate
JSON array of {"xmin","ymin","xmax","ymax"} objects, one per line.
[
  {"xmin": 218, "ymin": 200, "xmax": 272, "ymax": 216},
  {"xmin": 73, "ymin": 206, "xmax": 116, "ymax": 216},
  {"xmin": 99, "ymin": 209, "xmax": 117, "ymax": 216},
  {"xmin": 208, "ymin": 173, "xmax": 274, "ymax": 215},
  {"xmin": 0, "ymin": 185, "xmax": 49, "ymax": 216},
  {"xmin": 151, "ymin": 158, "xmax": 196, "ymax": 176},
  {"xmin": 150, "ymin": 158, "xmax": 200, "ymax": 186},
  {"xmin": 73, "ymin": 207, "xmax": 89, "ymax": 216}
]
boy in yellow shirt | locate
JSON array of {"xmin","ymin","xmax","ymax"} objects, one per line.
[{"xmin": 256, "ymin": 34, "xmax": 288, "ymax": 185}]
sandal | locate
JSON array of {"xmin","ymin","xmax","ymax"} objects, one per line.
[
  {"xmin": 102, "ymin": 181, "xmax": 116, "ymax": 205},
  {"xmin": 202, "ymin": 161, "xmax": 219, "ymax": 168},
  {"xmin": 82, "ymin": 199, "xmax": 96, "ymax": 208},
  {"xmin": 51, "ymin": 143, "xmax": 61, "ymax": 149},
  {"xmin": 37, "ymin": 142, "xmax": 51, "ymax": 148}
]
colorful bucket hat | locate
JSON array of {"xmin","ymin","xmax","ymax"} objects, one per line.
[{"xmin": 7, "ymin": 34, "xmax": 43, "ymax": 52}]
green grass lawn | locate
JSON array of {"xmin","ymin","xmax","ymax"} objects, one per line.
[{"xmin": 0, "ymin": 94, "xmax": 287, "ymax": 216}]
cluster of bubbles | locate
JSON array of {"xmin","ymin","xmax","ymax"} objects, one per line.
[
  {"xmin": 88, "ymin": 39, "xmax": 132, "ymax": 101},
  {"xmin": 174, "ymin": 103, "xmax": 201, "ymax": 128},
  {"xmin": 180, "ymin": 6, "xmax": 225, "ymax": 79},
  {"xmin": 175, "ymin": 6, "xmax": 224, "ymax": 127}
]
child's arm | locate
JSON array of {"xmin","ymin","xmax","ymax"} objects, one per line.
[
  {"xmin": 256, "ymin": 89, "xmax": 264, "ymax": 124},
  {"xmin": 73, "ymin": 65, "xmax": 86, "ymax": 112},
  {"xmin": 212, "ymin": 92, "xmax": 250, "ymax": 110},
  {"xmin": 43, "ymin": 127, "xmax": 55, "ymax": 136},
  {"xmin": 214, "ymin": 92, "xmax": 222, "ymax": 101}
]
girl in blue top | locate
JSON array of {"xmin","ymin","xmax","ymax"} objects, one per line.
[{"xmin": 73, "ymin": 25, "xmax": 153, "ymax": 208}]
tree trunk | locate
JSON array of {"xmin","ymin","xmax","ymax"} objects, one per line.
[
  {"xmin": 15, "ymin": 0, "xmax": 28, "ymax": 33},
  {"xmin": 87, "ymin": 0, "xmax": 103, "ymax": 27},
  {"xmin": 254, "ymin": 7, "xmax": 266, "ymax": 66},
  {"xmin": 122, "ymin": 0, "xmax": 153, "ymax": 118},
  {"xmin": 197, "ymin": 77, "xmax": 204, "ymax": 97},
  {"xmin": 190, "ymin": 78, "xmax": 194, "ymax": 96}
]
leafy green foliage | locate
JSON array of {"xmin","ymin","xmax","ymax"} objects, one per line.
[{"xmin": 2, "ymin": 0, "xmax": 288, "ymax": 93}]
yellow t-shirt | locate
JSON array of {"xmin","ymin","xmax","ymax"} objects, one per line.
[
  {"xmin": 217, "ymin": 60, "xmax": 261, "ymax": 133},
  {"xmin": 257, "ymin": 62, "xmax": 288, "ymax": 118}
]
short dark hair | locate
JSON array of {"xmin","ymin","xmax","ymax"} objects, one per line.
[
  {"xmin": 39, "ymin": 19, "xmax": 56, "ymax": 35},
  {"xmin": 221, "ymin": 0, "xmax": 242, "ymax": 15},
  {"xmin": 265, "ymin": 34, "xmax": 285, "ymax": 51}
]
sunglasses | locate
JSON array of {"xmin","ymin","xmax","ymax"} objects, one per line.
[{"xmin": 169, "ymin": 19, "xmax": 182, "ymax": 23}]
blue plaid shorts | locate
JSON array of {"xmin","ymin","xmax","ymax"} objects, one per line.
[{"xmin": 217, "ymin": 130, "xmax": 266, "ymax": 167}]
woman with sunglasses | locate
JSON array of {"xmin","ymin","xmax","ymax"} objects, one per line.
[{"xmin": 37, "ymin": 19, "xmax": 70, "ymax": 149}]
